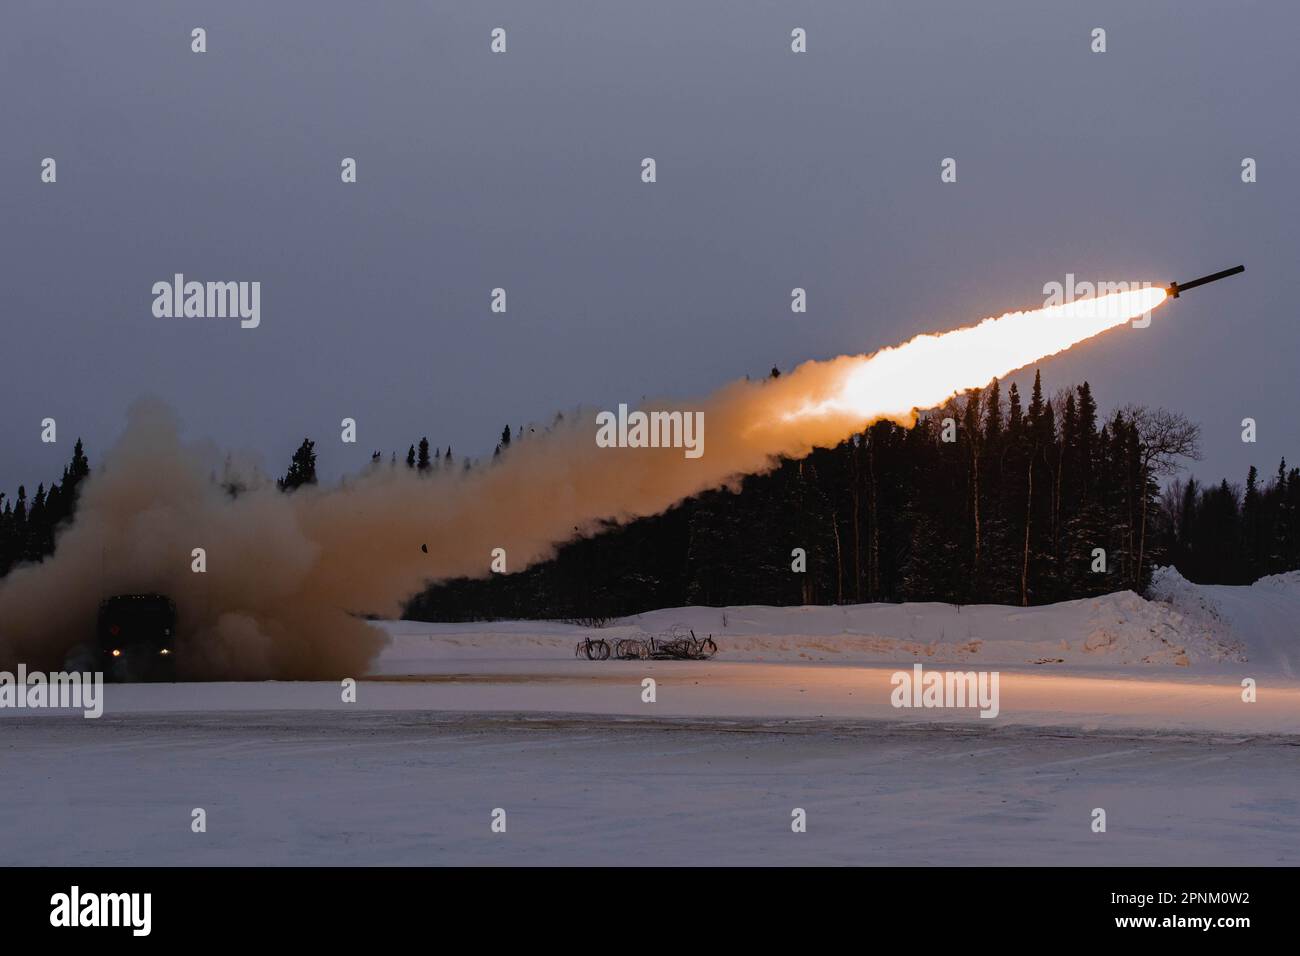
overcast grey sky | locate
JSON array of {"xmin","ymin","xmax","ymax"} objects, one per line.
[{"xmin": 2, "ymin": 0, "xmax": 1296, "ymax": 492}]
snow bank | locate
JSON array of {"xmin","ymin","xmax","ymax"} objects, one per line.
[
  {"xmin": 1252, "ymin": 569, "xmax": 1300, "ymax": 595},
  {"xmin": 383, "ymin": 567, "xmax": 1298, "ymax": 674},
  {"xmin": 1149, "ymin": 566, "xmax": 1299, "ymax": 678}
]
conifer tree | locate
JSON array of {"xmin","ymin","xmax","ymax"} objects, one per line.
[{"xmin": 277, "ymin": 439, "xmax": 317, "ymax": 492}]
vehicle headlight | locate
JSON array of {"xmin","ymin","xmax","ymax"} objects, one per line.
[
  {"xmin": 159, "ymin": 648, "xmax": 171, "ymax": 656},
  {"xmin": 111, "ymin": 649, "xmax": 122, "ymax": 657}
]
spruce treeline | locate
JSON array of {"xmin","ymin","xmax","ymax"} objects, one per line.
[
  {"xmin": 1159, "ymin": 461, "xmax": 1300, "ymax": 585},
  {"xmin": 405, "ymin": 370, "xmax": 1291, "ymax": 621},
  {"xmin": 3, "ymin": 382, "xmax": 1297, "ymax": 614},
  {"xmin": 0, "ymin": 439, "xmax": 90, "ymax": 576}
]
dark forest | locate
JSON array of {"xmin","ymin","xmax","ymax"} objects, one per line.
[{"xmin": 3, "ymin": 371, "xmax": 1296, "ymax": 620}]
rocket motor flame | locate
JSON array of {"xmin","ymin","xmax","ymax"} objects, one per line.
[
  {"xmin": 0, "ymin": 284, "xmax": 1170, "ymax": 679},
  {"xmin": 789, "ymin": 285, "xmax": 1168, "ymax": 422}
]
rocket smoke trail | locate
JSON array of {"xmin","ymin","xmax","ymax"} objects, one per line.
[{"xmin": 0, "ymin": 286, "xmax": 1168, "ymax": 679}]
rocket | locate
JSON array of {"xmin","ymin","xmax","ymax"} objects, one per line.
[{"xmin": 1167, "ymin": 265, "xmax": 1244, "ymax": 298}]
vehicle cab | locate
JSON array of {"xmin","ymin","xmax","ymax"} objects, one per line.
[{"xmin": 97, "ymin": 593, "xmax": 177, "ymax": 681}]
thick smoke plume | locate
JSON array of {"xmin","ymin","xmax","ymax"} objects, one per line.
[{"xmin": 0, "ymin": 287, "xmax": 1166, "ymax": 679}]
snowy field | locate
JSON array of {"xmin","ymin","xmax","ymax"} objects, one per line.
[
  {"xmin": 3, "ymin": 712, "xmax": 1297, "ymax": 866},
  {"xmin": 1, "ymin": 567, "xmax": 1297, "ymax": 865}
]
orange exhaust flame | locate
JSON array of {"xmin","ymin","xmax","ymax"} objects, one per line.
[{"xmin": 786, "ymin": 286, "xmax": 1168, "ymax": 422}]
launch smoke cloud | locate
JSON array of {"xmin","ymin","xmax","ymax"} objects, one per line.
[{"xmin": 0, "ymin": 286, "xmax": 1169, "ymax": 680}]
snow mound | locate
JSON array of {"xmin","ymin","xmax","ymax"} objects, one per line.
[
  {"xmin": 1252, "ymin": 569, "xmax": 1300, "ymax": 595},
  {"xmin": 382, "ymin": 567, "xmax": 1300, "ymax": 673},
  {"xmin": 1146, "ymin": 566, "xmax": 1247, "ymax": 665},
  {"xmin": 1145, "ymin": 566, "xmax": 1300, "ymax": 677},
  {"xmin": 622, "ymin": 591, "xmax": 1238, "ymax": 667}
]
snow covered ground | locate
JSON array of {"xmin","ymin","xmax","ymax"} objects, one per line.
[
  {"xmin": 1, "ymin": 568, "xmax": 1296, "ymax": 865},
  {"xmin": 3, "ymin": 712, "xmax": 1296, "ymax": 866}
]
